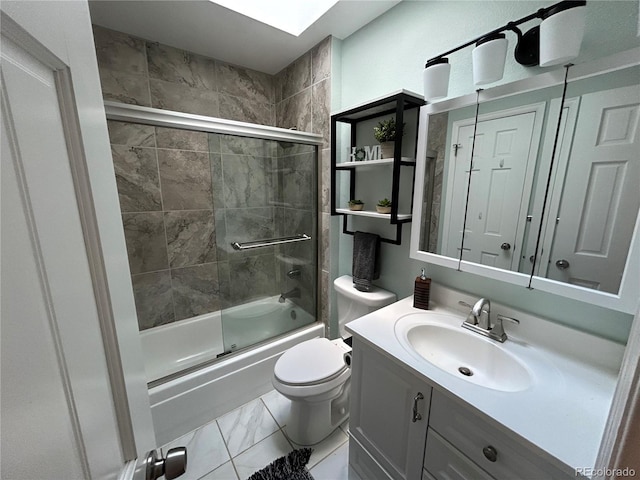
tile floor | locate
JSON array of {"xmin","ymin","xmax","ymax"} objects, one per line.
[{"xmin": 162, "ymin": 389, "xmax": 362, "ymax": 480}]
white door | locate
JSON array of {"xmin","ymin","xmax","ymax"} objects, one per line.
[
  {"xmin": 445, "ymin": 108, "xmax": 542, "ymax": 269},
  {"xmin": 546, "ymin": 84, "xmax": 640, "ymax": 293},
  {"xmin": 1, "ymin": 2, "xmax": 156, "ymax": 479}
]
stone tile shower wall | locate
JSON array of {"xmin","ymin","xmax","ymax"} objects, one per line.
[
  {"xmin": 274, "ymin": 37, "xmax": 332, "ymax": 328},
  {"xmin": 93, "ymin": 25, "xmax": 332, "ymax": 331}
]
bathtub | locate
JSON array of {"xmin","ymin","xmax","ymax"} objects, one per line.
[{"xmin": 143, "ymin": 296, "xmax": 324, "ymax": 445}]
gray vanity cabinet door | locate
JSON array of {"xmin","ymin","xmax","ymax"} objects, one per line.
[{"xmin": 349, "ymin": 339, "xmax": 431, "ymax": 480}]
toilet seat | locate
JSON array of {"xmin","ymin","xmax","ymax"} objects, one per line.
[{"xmin": 274, "ymin": 338, "xmax": 347, "ymax": 386}]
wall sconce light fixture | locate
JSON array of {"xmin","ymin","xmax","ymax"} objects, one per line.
[
  {"xmin": 422, "ymin": 0, "xmax": 587, "ymax": 101},
  {"xmin": 423, "ymin": 58, "xmax": 451, "ymax": 101},
  {"xmin": 472, "ymin": 33, "xmax": 508, "ymax": 85}
]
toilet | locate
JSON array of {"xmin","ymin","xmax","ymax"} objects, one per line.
[{"xmin": 272, "ymin": 274, "xmax": 396, "ymax": 445}]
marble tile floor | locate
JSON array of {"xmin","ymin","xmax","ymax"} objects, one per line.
[{"xmin": 162, "ymin": 389, "xmax": 362, "ymax": 480}]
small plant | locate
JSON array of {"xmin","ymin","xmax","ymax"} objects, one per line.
[
  {"xmin": 377, "ymin": 198, "xmax": 392, "ymax": 207},
  {"xmin": 348, "ymin": 199, "xmax": 364, "ymax": 211},
  {"xmin": 373, "ymin": 118, "xmax": 404, "ymax": 143}
]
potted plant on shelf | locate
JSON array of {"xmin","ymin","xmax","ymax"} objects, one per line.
[
  {"xmin": 348, "ymin": 199, "xmax": 364, "ymax": 211},
  {"xmin": 376, "ymin": 198, "xmax": 392, "ymax": 214},
  {"xmin": 374, "ymin": 118, "xmax": 403, "ymax": 159}
]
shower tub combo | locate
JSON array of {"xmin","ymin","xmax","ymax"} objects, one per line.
[{"xmin": 105, "ymin": 102, "xmax": 324, "ymax": 445}]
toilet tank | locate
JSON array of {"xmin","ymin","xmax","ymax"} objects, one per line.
[{"xmin": 333, "ymin": 275, "xmax": 396, "ymax": 337}]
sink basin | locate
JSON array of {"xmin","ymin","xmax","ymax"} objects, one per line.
[{"xmin": 395, "ymin": 313, "xmax": 532, "ymax": 392}]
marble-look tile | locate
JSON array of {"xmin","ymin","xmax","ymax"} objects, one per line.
[
  {"xmin": 320, "ymin": 212, "xmax": 330, "ymax": 273},
  {"xmin": 320, "ymin": 270, "xmax": 329, "ymax": 329},
  {"xmin": 158, "ymin": 149, "xmax": 213, "ymax": 210},
  {"xmin": 260, "ymin": 390, "xmax": 291, "ymax": 429},
  {"xmin": 122, "ymin": 212, "xmax": 169, "ymax": 274},
  {"xmin": 107, "ymin": 121, "xmax": 155, "ymax": 147},
  {"xmin": 99, "ymin": 68, "xmax": 150, "ymax": 106},
  {"xmin": 216, "ymin": 260, "xmax": 231, "ymax": 309},
  {"xmin": 92, "ymin": 26, "xmax": 147, "ymax": 76},
  {"xmin": 231, "ymin": 431, "xmax": 293, "ymax": 480},
  {"xmin": 311, "ymin": 36, "xmax": 331, "ymax": 84},
  {"xmin": 210, "ymin": 153, "xmax": 225, "ymax": 210},
  {"xmin": 219, "ymin": 93, "xmax": 274, "ymax": 126},
  {"xmin": 276, "ymin": 141, "xmax": 316, "ymax": 158},
  {"xmin": 312, "ymin": 79, "xmax": 331, "ymax": 148},
  {"xmin": 222, "ymin": 154, "xmax": 275, "ymax": 208},
  {"xmin": 320, "ymin": 148, "xmax": 331, "ymax": 213},
  {"xmin": 216, "ymin": 62, "xmax": 275, "ymax": 105},
  {"xmin": 281, "ymin": 153, "xmax": 315, "ymax": 209},
  {"xmin": 111, "ymin": 145, "xmax": 162, "ymax": 212},
  {"xmin": 131, "ymin": 270, "xmax": 174, "ymax": 330},
  {"xmin": 276, "ymin": 207, "xmax": 315, "ymax": 240},
  {"xmin": 227, "ymin": 254, "xmax": 278, "ymax": 304},
  {"xmin": 171, "ymin": 263, "xmax": 220, "ymax": 320},
  {"xmin": 164, "ymin": 210, "xmax": 216, "ymax": 268},
  {"xmin": 289, "ymin": 427, "xmax": 348, "ymax": 469},
  {"xmin": 280, "ymin": 54, "xmax": 311, "ymax": 102},
  {"xmin": 150, "ymin": 78, "xmax": 219, "ymax": 117},
  {"xmin": 199, "ymin": 461, "xmax": 238, "ymax": 480},
  {"xmin": 309, "ymin": 441, "xmax": 351, "ymax": 480},
  {"xmin": 220, "ymin": 135, "xmax": 276, "ymax": 157},
  {"xmin": 209, "ymin": 133, "xmax": 222, "ymax": 154},
  {"xmin": 224, "ymin": 208, "xmax": 276, "ymax": 251},
  {"xmin": 147, "ymin": 43, "xmax": 215, "ymax": 89},
  {"xmin": 217, "ymin": 399, "xmax": 280, "ymax": 458},
  {"xmin": 162, "ymin": 420, "xmax": 230, "ymax": 480},
  {"xmin": 276, "ymin": 89, "xmax": 312, "ymax": 132},
  {"xmin": 155, "ymin": 126, "xmax": 209, "ymax": 152}
]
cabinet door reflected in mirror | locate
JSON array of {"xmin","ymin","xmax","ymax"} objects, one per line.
[
  {"xmin": 417, "ymin": 63, "xmax": 639, "ymax": 297},
  {"xmin": 534, "ymin": 66, "xmax": 640, "ymax": 294}
]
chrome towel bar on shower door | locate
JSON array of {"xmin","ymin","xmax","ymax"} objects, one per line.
[{"xmin": 231, "ymin": 233, "xmax": 311, "ymax": 251}]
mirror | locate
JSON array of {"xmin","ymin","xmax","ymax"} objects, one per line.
[{"xmin": 411, "ymin": 48, "xmax": 640, "ymax": 313}]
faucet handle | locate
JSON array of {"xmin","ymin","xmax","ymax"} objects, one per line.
[
  {"xmin": 458, "ymin": 300, "xmax": 473, "ymax": 310},
  {"xmin": 491, "ymin": 314, "xmax": 520, "ymax": 342}
]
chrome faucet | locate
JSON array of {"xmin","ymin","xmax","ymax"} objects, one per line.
[
  {"xmin": 279, "ymin": 287, "xmax": 300, "ymax": 303},
  {"xmin": 470, "ymin": 298, "xmax": 491, "ymax": 329},
  {"xmin": 460, "ymin": 298, "xmax": 519, "ymax": 342}
]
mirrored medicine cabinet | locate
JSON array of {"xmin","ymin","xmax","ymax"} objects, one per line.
[{"xmin": 410, "ymin": 48, "xmax": 640, "ymax": 314}]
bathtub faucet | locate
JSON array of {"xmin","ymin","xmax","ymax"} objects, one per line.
[{"xmin": 279, "ymin": 287, "xmax": 301, "ymax": 303}]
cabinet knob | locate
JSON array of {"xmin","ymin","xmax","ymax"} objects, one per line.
[{"xmin": 482, "ymin": 445, "xmax": 498, "ymax": 462}]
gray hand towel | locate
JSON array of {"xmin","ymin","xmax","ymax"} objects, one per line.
[{"xmin": 352, "ymin": 231, "xmax": 380, "ymax": 292}]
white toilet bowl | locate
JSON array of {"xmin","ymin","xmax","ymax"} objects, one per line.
[
  {"xmin": 272, "ymin": 337, "xmax": 351, "ymax": 445},
  {"xmin": 272, "ymin": 275, "xmax": 396, "ymax": 446}
]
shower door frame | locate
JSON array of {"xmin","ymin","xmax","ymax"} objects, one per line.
[{"xmin": 104, "ymin": 101, "xmax": 324, "ymax": 369}]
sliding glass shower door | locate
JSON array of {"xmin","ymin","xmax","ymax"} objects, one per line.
[{"xmin": 210, "ymin": 134, "xmax": 318, "ymax": 354}]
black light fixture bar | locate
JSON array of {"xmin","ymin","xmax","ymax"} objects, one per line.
[{"xmin": 424, "ymin": 0, "xmax": 586, "ymax": 68}]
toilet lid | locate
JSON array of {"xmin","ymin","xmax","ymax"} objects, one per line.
[{"xmin": 274, "ymin": 338, "xmax": 347, "ymax": 385}]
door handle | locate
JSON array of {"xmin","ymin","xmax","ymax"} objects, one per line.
[
  {"xmin": 555, "ymin": 259, "xmax": 570, "ymax": 269},
  {"xmin": 500, "ymin": 242, "xmax": 511, "ymax": 251},
  {"xmin": 412, "ymin": 392, "xmax": 424, "ymax": 422},
  {"xmin": 146, "ymin": 447, "xmax": 187, "ymax": 480}
]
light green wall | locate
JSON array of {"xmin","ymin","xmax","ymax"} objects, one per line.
[{"xmin": 331, "ymin": 1, "xmax": 640, "ymax": 344}]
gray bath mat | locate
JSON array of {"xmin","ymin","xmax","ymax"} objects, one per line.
[{"xmin": 247, "ymin": 448, "xmax": 314, "ymax": 480}]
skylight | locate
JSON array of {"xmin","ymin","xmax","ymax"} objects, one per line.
[{"xmin": 210, "ymin": 0, "xmax": 340, "ymax": 36}]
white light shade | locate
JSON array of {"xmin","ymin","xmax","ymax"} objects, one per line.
[
  {"xmin": 472, "ymin": 35, "xmax": 508, "ymax": 86},
  {"xmin": 539, "ymin": 3, "xmax": 586, "ymax": 67},
  {"xmin": 423, "ymin": 59, "xmax": 451, "ymax": 101}
]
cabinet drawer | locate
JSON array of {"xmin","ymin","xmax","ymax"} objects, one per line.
[
  {"xmin": 424, "ymin": 428, "xmax": 494, "ymax": 480},
  {"xmin": 429, "ymin": 391, "xmax": 572, "ymax": 480}
]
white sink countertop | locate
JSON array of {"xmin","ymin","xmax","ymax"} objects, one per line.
[{"xmin": 345, "ymin": 284, "xmax": 625, "ymax": 476}]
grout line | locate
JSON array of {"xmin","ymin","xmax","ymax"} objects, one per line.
[{"xmin": 214, "ymin": 420, "xmax": 240, "ymax": 480}]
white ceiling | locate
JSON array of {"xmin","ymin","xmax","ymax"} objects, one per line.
[{"xmin": 89, "ymin": 0, "xmax": 401, "ymax": 75}]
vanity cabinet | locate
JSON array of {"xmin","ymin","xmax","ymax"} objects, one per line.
[
  {"xmin": 349, "ymin": 338, "xmax": 431, "ymax": 480},
  {"xmin": 349, "ymin": 339, "xmax": 575, "ymax": 480},
  {"xmin": 330, "ymin": 90, "xmax": 425, "ymax": 244}
]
